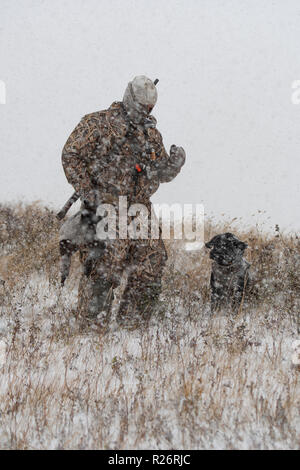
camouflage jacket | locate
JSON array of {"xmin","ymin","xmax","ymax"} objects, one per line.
[{"xmin": 62, "ymin": 101, "xmax": 183, "ymax": 205}]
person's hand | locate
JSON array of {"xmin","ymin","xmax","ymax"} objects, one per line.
[{"xmin": 170, "ymin": 145, "xmax": 186, "ymax": 168}]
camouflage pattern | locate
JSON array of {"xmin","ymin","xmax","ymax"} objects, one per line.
[
  {"xmin": 61, "ymin": 100, "xmax": 185, "ymax": 325},
  {"xmin": 62, "ymin": 101, "xmax": 184, "ymax": 205},
  {"xmin": 123, "ymin": 75, "xmax": 158, "ymax": 124}
]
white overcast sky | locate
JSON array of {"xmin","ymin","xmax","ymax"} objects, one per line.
[{"xmin": 0, "ymin": 0, "xmax": 299, "ymax": 232}]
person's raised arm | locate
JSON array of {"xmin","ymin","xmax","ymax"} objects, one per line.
[{"xmin": 149, "ymin": 127, "xmax": 186, "ymax": 183}]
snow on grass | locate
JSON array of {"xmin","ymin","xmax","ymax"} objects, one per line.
[
  {"xmin": 0, "ymin": 203, "xmax": 299, "ymax": 449},
  {"xmin": 0, "ymin": 270, "xmax": 299, "ymax": 450}
]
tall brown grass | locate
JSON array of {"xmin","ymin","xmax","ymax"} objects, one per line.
[{"xmin": 0, "ymin": 203, "xmax": 299, "ymax": 449}]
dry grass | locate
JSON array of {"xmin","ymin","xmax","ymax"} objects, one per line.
[{"xmin": 0, "ymin": 203, "xmax": 299, "ymax": 449}]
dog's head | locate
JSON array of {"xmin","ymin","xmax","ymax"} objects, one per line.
[{"xmin": 205, "ymin": 232, "xmax": 248, "ymax": 266}]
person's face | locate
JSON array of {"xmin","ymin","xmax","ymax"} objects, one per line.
[{"xmin": 136, "ymin": 102, "xmax": 154, "ymax": 117}]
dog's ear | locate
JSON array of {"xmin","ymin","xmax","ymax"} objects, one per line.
[{"xmin": 205, "ymin": 235, "xmax": 220, "ymax": 249}]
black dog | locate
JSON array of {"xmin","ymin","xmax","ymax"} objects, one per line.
[{"xmin": 205, "ymin": 233, "xmax": 250, "ymax": 312}]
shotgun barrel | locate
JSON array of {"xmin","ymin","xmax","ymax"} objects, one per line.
[{"xmin": 56, "ymin": 191, "xmax": 80, "ymax": 220}]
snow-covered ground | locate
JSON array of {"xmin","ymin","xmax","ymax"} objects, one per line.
[
  {"xmin": 0, "ymin": 205, "xmax": 299, "ymax": 449},
  {"xmin": 0, "ymin": 265, "xmax": 299, "ymax": 449}
]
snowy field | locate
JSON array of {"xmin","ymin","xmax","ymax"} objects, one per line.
[{"xmin": 0, "ymin": 204, "xmax": 299, "ymax": 449}]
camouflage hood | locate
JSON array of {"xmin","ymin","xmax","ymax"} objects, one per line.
[{"xmin": 123, "ymin": 75, "xmax": 158, "ymax": 124}]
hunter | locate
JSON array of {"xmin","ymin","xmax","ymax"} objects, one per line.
[{"xmin": 60, "ymin": 75, "xmax": 185, "ymax": 325}]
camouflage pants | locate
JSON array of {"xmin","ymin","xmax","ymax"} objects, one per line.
[{"xmin": 78, "ymin": 236, "xmax": 167, "ymax": 326}]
